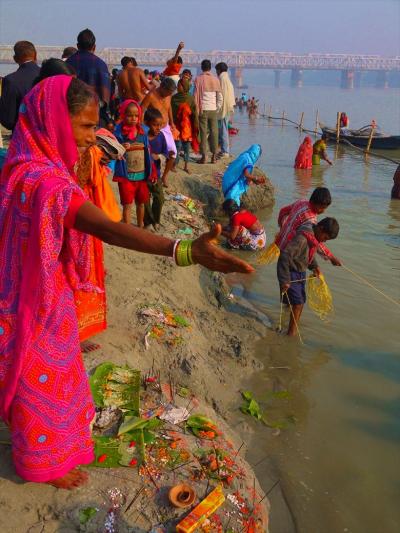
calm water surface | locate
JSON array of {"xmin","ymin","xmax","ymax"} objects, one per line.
[{"xmin": 228, "ymin": 85, "xmax": 400, "ymax": 533}]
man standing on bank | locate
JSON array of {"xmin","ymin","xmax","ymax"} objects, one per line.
[
  {"xmin": 215, "ymin": 62, "xmax": 235, "ymax": 159},
  {"xmin": 0, "ymin": 41, "xmax": 40, "ymax": 132},
  {"xmin": 194, "ymin": 60, "xmax": 222, "ymax": 164},
  {"xmin": 67, "ymin": 29, "xmax": 111, "ymax": 127}
]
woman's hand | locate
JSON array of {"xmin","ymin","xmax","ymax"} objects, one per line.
[{"xmin": 192, "ymin": 224, "xmax": 254, "ymax": 274}]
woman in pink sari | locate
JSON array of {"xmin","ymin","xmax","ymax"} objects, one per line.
[
  {"xmin": 0, "ymin": 75, "xmax": 253, "ymax": 489},
  {"xmin": 294, "ymin": 136, "xmax": 313, "ymax": 169}
]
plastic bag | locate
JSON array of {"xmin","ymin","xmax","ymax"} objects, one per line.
[
  {"xmin": 306, "ymin": 274, "xmax": 334, "ymax": 320},
  {"xmin": 257, "ymin": 242, "xmax": 280, "ymax": 265}
]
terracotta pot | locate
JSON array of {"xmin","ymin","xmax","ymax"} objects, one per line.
[{"xmin": 168, "ymin": 484, "xmax": 196, "ymax": 509}]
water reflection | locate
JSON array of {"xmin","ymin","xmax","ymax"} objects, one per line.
[{"xmin": 388, "ymin": 199, "xmax": 400, "ymax": 225}]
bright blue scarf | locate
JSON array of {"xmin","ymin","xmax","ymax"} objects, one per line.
[{"xmin": 222, "ymin": 144, "xmax": 262, "ymax": 205}]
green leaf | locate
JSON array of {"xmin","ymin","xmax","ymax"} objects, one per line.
[
  {"xmin": 90, "ymin": 362, "xmax": 115, "ymax": 407},
  {"xmin": 79, "ymin": 507, "xmax": 97, "ymax": 525},
  {"xmin": 241, "ymin": 391, "xmax": 253, "ymax": 401},
  {"xmin": 92, "ymin": 436, "xmax": 122, "ymax": 468},
  {"xmin": 118, "ymin": 416, "xmax": 149, "ymax": 435},
  {"xmin": 186, "ymin": 415, "xmax": 215, "ymax": 429},
  {"xmin": 89, "ymin": 363, "xmax": 140, "ymax": 413},
  {"xmin": 173, "ymin": 315, "xmax": 190, "ymax": 327}
]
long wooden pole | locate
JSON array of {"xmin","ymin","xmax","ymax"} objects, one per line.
[
  {"xmin": 281, "ymin": 110, "xmax": 286, "ymax": 127},
  {"xmin": 336, "ymin": 112, "xmax": 341, "ymax": 143},
  {"xmin": 268, "ymin": 104, "xmax": 272, "ymax": 121},
  {"xmin": 314, "ymin": 109, "xmax": 319, "ymax": 136},
  {"xmin": 366, "ymin": 125, "xmax": 375, "ymax": 153},
  {"xmin": 299, "ymin": 112, "xmax": 304, "ymax": 131}
]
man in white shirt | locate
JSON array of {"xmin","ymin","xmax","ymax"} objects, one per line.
[
  {"xmin": 216, "ymin": 62, "xmax": 235, "ymax": 158},
  {"xmin": 194, "ymin": 59, "xmax": 222, "ymax": 164}
]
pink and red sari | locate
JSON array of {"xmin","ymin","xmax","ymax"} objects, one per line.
[{"xmin": 0, "ymin": 75, "xmax": 95, "ymax": 482}]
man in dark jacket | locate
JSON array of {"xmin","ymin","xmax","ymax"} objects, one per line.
[
  {"xmin": 67, "ymin": 28, "xmax": 111, "ymax": 127},
  {"xmin": 0, "ymin": 41, "xmax": 40, "ymax": 131}
]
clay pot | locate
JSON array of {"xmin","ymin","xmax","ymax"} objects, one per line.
[{"xmin": 168, "ymin": 484, "xmax": 196, "ymax": 509}]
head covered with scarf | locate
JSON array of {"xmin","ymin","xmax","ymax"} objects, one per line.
[
  {"xmin": 0, "ymin": 75, "xmax": 97, "ymax": 481},
  {"xmin": 222, "ymin": 144, "xmax": 262, "ymax": 205},
  {"xmin": 118, "ymin": 99, "xmax": 143, "ymax": 140}
]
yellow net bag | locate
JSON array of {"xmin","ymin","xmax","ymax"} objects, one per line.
[
  {"xmin": 257, "ymin": 242, "xmax": 280, "ymax": 265},
  {"xmin": 306, "ymin": 274, "xmax": 334, "ymax": 320}
]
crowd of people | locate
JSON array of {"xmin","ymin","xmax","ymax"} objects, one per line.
[{"xmin": 0, "ymin": 29, "xmax": 345, "ymax": 490}]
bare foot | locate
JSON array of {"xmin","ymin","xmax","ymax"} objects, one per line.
[
  {"xmin": 162, "ymin": 181, "xmax": 169, "ymax": 188},
  {"xmin": 184, "ymin": 166, "xmax": 191, "ymax": 174},
  {"xmin": 211, "ymin": 155, "xmax": 216, "ymax": 164},
  {"xmin": 81, "ymin": 341, "xmax": 101, "ymax": 353},
  {"xmin": 171, "ymin": 166, "xmax": 177, "ymax": 173},
  {"xmin": 197, "ymin": 157, "xmax": 206, "ymax": 164},
  {"xmin": 47, "ymin": 468, "xmax": 88, "ymax": 490}
]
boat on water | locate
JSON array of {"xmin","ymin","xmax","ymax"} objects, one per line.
[{"xmin": 320, "ymin": 124, "xmax": 400, "ymax": 150}]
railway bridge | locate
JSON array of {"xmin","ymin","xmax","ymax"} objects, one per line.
[{"xmin": 1, "ymin": 45, "xmax": 399, "ymax": 88}]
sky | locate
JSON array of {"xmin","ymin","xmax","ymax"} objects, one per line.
[{"xmin": 0, "ymin": 0, "xmax": 399, "ymax": 56}]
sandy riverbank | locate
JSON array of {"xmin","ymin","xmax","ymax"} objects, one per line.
[{"xmin": 0, "ymin": 157, "xmax": 295, "ymax": 532}]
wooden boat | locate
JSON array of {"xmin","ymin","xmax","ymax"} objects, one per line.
[{"xmin": 320, "ymin": 124, "xmax": 400, "ymax": 150}]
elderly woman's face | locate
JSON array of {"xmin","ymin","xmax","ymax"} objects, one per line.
[{"xmin": 70, "ymin": 100, "xmax": 99, "ymax": 149}]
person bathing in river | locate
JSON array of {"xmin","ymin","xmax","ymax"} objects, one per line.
[
  {"xmin": 294, "ymin": 136, "xmax": 313, "ymax": 169},
  {"xmin": 278, "ymin": 218, "xmax": 339, "ymax": 336},
  {"xmin": 276, "ymin": 187, "xmax": 342, "ymax": 266},
  {"xmin": 313, "ymin": 134, "xmax": 332, "ymax": 166},
  {"xmin": 222, "ymin": 144, "xmax": 265, "ymax": 206},
  {"xmin": 222, "ymin": 199, "xmax": 266, "ymax": 251},
  {"xmin": 113, "ymin": 100, "xmax": 152, "ymax": 226}
]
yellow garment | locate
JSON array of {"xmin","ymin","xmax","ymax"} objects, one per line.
[
  {"xmin": 313, "ymin": 139, "xmax": 327, "ymax": 156},
  {"xmin": 88, "ymin": 146, "xmax": 121, "ymax": 222},
  {"xmin": 306, "ymin": 273, "xmax": 334, "ymax": 320},
  {"xmin": 257, "ymin": 241, "xmax": 280, "ymax": 265}
]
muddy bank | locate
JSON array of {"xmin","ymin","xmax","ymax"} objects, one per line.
[{"xmin": 0, "ymin": 158, "xmax": 278, "ymax": 532}]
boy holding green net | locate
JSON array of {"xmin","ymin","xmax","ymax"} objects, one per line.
[{"xmin": 277, "ymin": 218, "xmax": 339, "ymax": 336}]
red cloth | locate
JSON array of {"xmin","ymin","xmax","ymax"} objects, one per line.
[
  {"xmin": 340, "ymin": 114, "xmax": 349, "ymax": 128},
  {"xmin": 276, "ymin": 199, "xmax": 334, "ymax": 260},
  {"xmin": 294, "ymin": 136, "xmax": 313, "ymax": 169},
  {"xmin": 118, "ymin": 99, "xmax": 144, "ymax": 140},
  {"xmin": 231, "ymin": 210, "xmax": 257, "ymax": 229},
  {"xmin": 64, "ymin": 193, "xmax": 86, "ymax": 229},
  {"xmin": 163, "ymin": 62, "xmax": 182, "ymax": 76},
  {"xmin": 118, "ymin": 179, "xmax": 150, "ymax": 205}
]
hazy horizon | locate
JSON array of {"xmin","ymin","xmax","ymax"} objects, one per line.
[{"xmin": 0, "ymin": 0, "xmax": 399, "ymax": 56}]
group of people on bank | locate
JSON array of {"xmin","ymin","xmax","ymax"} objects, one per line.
[{"xmin": 0, "ymin": 27, "xmax": 352, "ymax": 492}]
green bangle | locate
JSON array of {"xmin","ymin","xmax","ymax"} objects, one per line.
[
  {"xmin": 176, "ymin": 240, "xmax": 193, "ymax": 267},
  {"xmin": 187, "ymin": 240, "xmax": 195, "ymax": 265}
]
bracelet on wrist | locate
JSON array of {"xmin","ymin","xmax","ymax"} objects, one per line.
[{"xmin": 175, "ymin": 240, "xmax": 194, "ymax": 267}]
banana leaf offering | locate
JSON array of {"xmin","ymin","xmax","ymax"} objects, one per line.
[{"xmin": 90, "ymin": 362, "xmax": 141, "ymax": 413}]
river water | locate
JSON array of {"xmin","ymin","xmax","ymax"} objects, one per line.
[{"xmin": 227, "ymin": 84, "xmax": 400, "ymax": 533}]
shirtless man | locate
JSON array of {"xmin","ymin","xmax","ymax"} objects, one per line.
[
  {"xmin": 141, "ymin": 77, "xmax": 177, "ymax": 186},
  {"xmin": 117, "ymin": 56, "xmax": 151, "ymax": 102}
]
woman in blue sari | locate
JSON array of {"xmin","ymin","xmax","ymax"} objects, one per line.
[{"xmin": 222, "ymin": 144, "xmax": 265, "ymax": 205}]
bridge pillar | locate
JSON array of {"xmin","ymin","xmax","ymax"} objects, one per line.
[
  {"xmin": 341, "ymin": 70, "xmax": 354, "ymax": 89},
  {"xmin": 274, "ymin": 70, "xmax": 281, "ymax": 88},
  {"xmin": 375, "ymin": 70, "xmax": 389, "ymax": 89},
  {"xmin": 354, "ymin": 71, "xmax": 362, "ymax": 88},
  {"xmin": 290, "ymin": 69, "xmax": 303, "ymax": 88},
  {"xmin": 231, "ymin": 67, "xmax": 244, "ymax": 88}
]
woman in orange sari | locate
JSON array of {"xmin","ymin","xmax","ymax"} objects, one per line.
[{"xmin": 75, "ymin": 130, "xmax": 123, "ymax": 348}]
